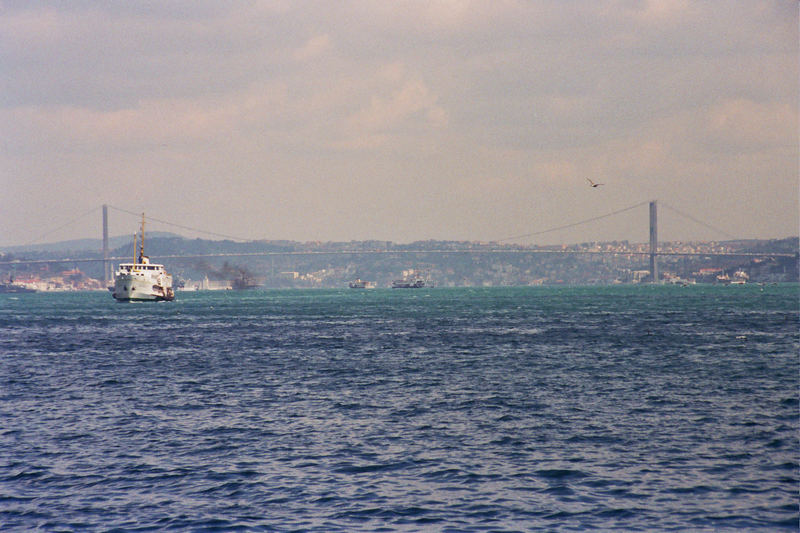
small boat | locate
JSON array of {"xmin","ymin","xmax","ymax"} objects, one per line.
[
  {"xmin": 0, "ymin": 276, "xmax": 36, "ymax": 293},
  {"xmin": 232, "ymin": 273, "xmax": 260, "ymax": 290},
  {"xmin": 112, "ymin": 214, "xmax": 174, "ymax": 302},
  {"xmin": 391, "ymin": 277, "xmax": 426, "ymax": 289},
  {"xmin": 730, "ymin": 270, "xmax": 748, "ymax": 285},
  {"xmin": 349, "ymin": 279, "xmax": 375, "ymax": 289}
]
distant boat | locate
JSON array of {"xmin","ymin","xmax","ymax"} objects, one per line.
[
  {"xmin": 391, "ymin": 277, "xmax": 427, "ymax": 289},
  {"xmin": 0, "ymin": 276, "xmax": 36, "ymax": 294},
  {"xmin": 232, "ymin": 273, "xmax": 260, "ymax": 290},
  {"xmin": 730, "ymin": 270, "xmax": 749, "ymax": 285},
  {"xmin": 349, "ymin": 279, "xmax": 375, "ymax": 289},
  {"xmin": 112, "ymin": 214, "xmax": 174, "ymax": 302}
]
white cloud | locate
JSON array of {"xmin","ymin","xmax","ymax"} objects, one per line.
[
  {"xmin": 293, "ymin": 34, "xmax": 332, "ymax": 62},
  {"xmin": 701, "ymin": 98, "xmax": 795, "ymax": 152},
  {"xmin": 345, "ymin": 78, "xmax": 447, "ymax": 133}
]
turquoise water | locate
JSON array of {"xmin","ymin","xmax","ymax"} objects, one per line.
[{"xmin": 1, "ymin": 285, "xmax": 798, "ymax": 530}]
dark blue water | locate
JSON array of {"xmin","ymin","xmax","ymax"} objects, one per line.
[{"xmin": 1, "ymin": 285, "xmax": 798, "ymax": 531}]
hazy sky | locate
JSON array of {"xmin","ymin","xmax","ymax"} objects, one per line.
[{"xmin": 1, "ymin": 1, "xmax": 797, "ymax": 246}]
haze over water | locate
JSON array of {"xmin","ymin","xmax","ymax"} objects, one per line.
[{"xmin": 1, "ymin": 285, "xmax": 797, "ymax": 531}]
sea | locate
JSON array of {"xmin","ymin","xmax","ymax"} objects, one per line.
[{"xmin": 1, "ymin": 285, "xmax": 798, "ymax": 531}]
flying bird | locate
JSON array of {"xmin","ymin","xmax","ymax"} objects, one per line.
[{"xmin": 586, "ymin": 178, "xmax": 604, "ymax": 188}]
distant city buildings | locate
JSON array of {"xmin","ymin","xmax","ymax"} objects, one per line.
[
  {"xmin": 2, "ymin": 237, "xmax": 797, "ymax": 290},
  {"xmin": 4, "ymin": 268, "xmax": 106, "ymax": 292}
]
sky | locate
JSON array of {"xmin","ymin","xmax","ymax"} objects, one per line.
[{"xmin": 1, "ymin": 0, "xmax": 797, "ymax": 247}]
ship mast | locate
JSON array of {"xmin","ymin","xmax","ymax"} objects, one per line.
[{"xmin": 138, "ymin": 213, "xmax": 145, "ymax": 264}]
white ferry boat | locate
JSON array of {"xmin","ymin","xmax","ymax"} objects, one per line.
[{"xmin": 112, "ymin": 215, "xmax": 174, "ymax": 302}]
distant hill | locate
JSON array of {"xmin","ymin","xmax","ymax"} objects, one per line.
[{"xmin": 2, "ymin": 232, "xmax": 181, "ymax": 253}]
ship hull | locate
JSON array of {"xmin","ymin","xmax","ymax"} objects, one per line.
[
  {"xmin": 0, "ymin": 284, "xmax": 36, "ymax": 293},
  {"xmin": 113, "ymin": 273, "xmax": 174, "ymax": 301}
]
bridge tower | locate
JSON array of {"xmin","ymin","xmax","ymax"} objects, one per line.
[
  {"xmin": 649, "ymin": 200, "xmax": 658, "ymax": 282},
  {"xmin": 102, "ymin": 204, "xmax": 109, "ymax": 285}
]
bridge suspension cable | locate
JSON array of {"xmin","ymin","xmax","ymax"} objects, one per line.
[
  {"xmin": 497, "ymin": 201, "xmax": 650, "ymax": 243},
  {"xmin": 107, "ymin": 205, "xmax": 253, "ymax": 242},
  {"xmin": 659, "ymin": 202, "xmax": 739, "ymax": 241},
  {"xmin": 20, "ymin": 206, "xmax": 101, "ymax": 247}
]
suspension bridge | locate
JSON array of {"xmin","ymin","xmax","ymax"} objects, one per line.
[{"xmin": 1, "ymin": 202, "xmax": 795, "ymax": 285}]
